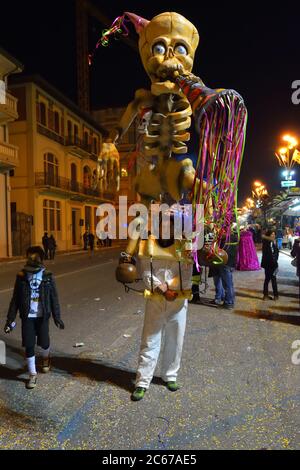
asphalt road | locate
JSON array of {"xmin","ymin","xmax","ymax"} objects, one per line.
[{"xmin": 0, "ymin": 247, "xmax": 299, "ymax": 450}]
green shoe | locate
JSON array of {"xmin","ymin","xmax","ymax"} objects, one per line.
[
  {"xmin": 131, "ymin": 387, "xmax": 146, "ymax": 401},
  {"xmin": 166, "ymin": 381, "xmax": 180, "ymax": 392}
]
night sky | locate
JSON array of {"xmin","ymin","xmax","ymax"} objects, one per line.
[{"xmin": 1, "ymin": 0, "xmax": 300, "ymax": 203}]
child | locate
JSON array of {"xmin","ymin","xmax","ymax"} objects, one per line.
[{"xmin": 4, "ymin": 246, "xmax": 64, "ymax": 389}]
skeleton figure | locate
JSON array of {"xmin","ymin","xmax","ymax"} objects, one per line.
[
  {"xmin": 95, "ymin": 141, "xmax": 120, "ymax": 193},
  {"xmin": 110, "ymin": 12, "xmax": 201, "ymax": 205},
  {"xmin": 108, "ymin": 11, "xmax": 246, "ymax": 267}
]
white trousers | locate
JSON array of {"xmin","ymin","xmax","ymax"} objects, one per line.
[{"xmin": 135, "ymin": 298, "xmax": 187, "ymax": 389}]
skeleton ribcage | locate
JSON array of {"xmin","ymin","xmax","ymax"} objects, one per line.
[{"xmin": 143, "ymin": 97, "xmax": 192, "ymax": 159}]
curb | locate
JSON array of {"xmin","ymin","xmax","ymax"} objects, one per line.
[{"xmin": 0, "ymin": 245, "xmax": 122, "ymax": 266}]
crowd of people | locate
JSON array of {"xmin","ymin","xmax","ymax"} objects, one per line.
[
  {"xmin": 190, "ymin": 221, "xmax": 300, "ymax": 308},
  {"xmin": 41, "ymin": 230, "xmax": 113, "ymax": 260},
  {"xmin": 42, "ymin": 232, "xmax": 57, "ymax": 260},
  {"xmin": 3, "ymin": 218, "xmax": 300, "ymax": 395},
  {"xmin": 83, "ymin": 230, "xmax": 112, "ymax": 252}
]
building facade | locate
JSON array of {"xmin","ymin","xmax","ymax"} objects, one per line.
[
  {"xmin": 0, "ymin": 48, "xmax": 23, "ymax": 258},
  {"xmin": 8, "ymin": 75, "xmax": 115, "ymax": 255}
]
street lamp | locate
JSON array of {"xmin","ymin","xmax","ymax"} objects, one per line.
[
  {"xmin": 252, "ymin": 181, "xmax": 268, "ymax": 202},
  {"xmin": 275, "ymin": 133, "xmax": 299, "ymax": 189}
]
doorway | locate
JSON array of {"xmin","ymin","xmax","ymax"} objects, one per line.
[{"xmin": 71, "ymin": 208, "xmax": 81, "ymax": 245}]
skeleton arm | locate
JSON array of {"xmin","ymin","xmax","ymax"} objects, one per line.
[{"xmin": 110, "ymin": 89, "xmax": 154, "ymax": 143}]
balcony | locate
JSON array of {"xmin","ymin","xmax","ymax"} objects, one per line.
[
  {"xmin": 36, "ymin": 127, "xmax": 98, "ymax": 162},
  {"xmin": 34, "ymin": 172, "xmax": 103, "ymax": 200},
  {"xmin": 37, "ymin": 124, "xmax": 64, "ymax": 145},
  {"xmin": 0, "ymin": 92, "xmax": 18, "ymax": 124},
  {"xmin": 65, "ymin": 135, "xmax": 98, "ymax": 160},
  {"xmin": 0, "ymin": 141, "xmax": 19, "ymax": 171}
]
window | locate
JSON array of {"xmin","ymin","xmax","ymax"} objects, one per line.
[
  {"xmin": 0, "ymin": 125, "xmax": 7, "ymax": 142},
  {"xmin": 83, "ymin": 166, "xmax": 91, "ymax": 188},
  {"xmin": 85, "ymin": 206, "xmax": 91, "ymax": 230},
  {"xmin": 40, "ymin": 102, "xmax": 47, "ymax": 126},
  {"xmin": 54, "ymin": 111, "xmax": 60, "ymax": 134},
  {"xmin": 44, "ymin": 153, "xmax": 59, "ymax": 186},
  {"xmin": 74, "ymin": 124, "xmax": 79, "ymax": 144},
  {"xmin": 67, "ymin": 120, "xmax": 72, "ymax": 139},
  {"xmin": 93, "ymin": 137, "xmax": 98, "ymax": 155},
  {"xmin": 70, "ymin": 163, "xmax": 78, "ymax": 192},
  {"xmin": 83, "ymin": 131, "xmax": 89, "ymax": 149},
  {"xmin": 43, "ymin": 199, "xmax": 61, "ymax": 232}
]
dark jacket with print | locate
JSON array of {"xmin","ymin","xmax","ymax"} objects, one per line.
[
  {"xmin": 7, "ymin": 269, "xmax": 61, "ymax": 323},
  {"xmin": 261, "ymin": 236, "xmax": 279, "ymax": 269}
]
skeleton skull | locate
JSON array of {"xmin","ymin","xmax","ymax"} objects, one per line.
[{"xmin": 126, "ymin": 12, "xmax": 199, "ymax": 95}]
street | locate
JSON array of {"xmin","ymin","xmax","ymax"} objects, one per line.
[{"xmin": 0, "ymin": 247, "xmax": 299, "ymax": 450}]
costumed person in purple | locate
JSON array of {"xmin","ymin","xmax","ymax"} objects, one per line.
[{"xmin": 236, "ymin": 229, "xmax": 260, "ymax": 271}]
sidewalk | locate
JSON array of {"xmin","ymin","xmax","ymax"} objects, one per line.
[{"xmin": 0, "ymin": 244, "xmax": 124, "ymax": 266}]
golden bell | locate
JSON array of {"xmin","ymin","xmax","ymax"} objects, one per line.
[{"xmin": 116, "ymin": 263, "xmax": 137, "ymax": 284}]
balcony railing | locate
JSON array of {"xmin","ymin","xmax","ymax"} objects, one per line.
[
  {"xmin": 37, "ymin": 124, "xmax": 64, "ymax": 145},
  {"xmin": 65, "ymin": 135, "xmax": 91, "ymax": 152},
  {"xmin": 36, "ymin": 126, "xmax": 99, "ymax": 161},
  {"xmin": 0, "ymin": 141, "xmax": 19, "ymax": 169},
  {"xmin": 35, "ymin": 172, "xmax": 102, "ymax": 198},
  {"xmin": 0, "ymin": 92, "xmax": 18, "ymax": 123}
]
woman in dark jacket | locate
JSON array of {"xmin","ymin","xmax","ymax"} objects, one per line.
[
  {"xmin": 4, "ymin": 246, "xmax": 64, "ymax": 389},
  {"xmin": 261, "ymin": 230, "xmax": 279, "ymax": 300}
]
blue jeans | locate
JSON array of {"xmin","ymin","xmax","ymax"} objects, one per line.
[
  {"xmin": 276, "ymin": 238, "xmax": 283, "ymax": 250},
  {"xmin": 213, "ymin": 266, "xmax": 235, "ymax": 306},
  {"xmin": 213, "ymin": 276, "xmax": 225, "ymax": 302}
]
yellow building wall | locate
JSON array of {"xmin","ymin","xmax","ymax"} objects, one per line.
[{"xmin": 9, "ymin": 81, "xmax": 108, "ymax": 254}]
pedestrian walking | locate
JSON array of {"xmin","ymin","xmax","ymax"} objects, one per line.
[
  {"xmin": 291, "ymin": 237, "xmax": 300, "ymax": 307},
  {"xmin": 261, "ymin": 230, "xmax": 279, "ymax": 300},
  {"xmin": 4, "ymin": 246, "xmax": 64, "ymax": 389},
  {"xmin": 42, "ymin": 232, "xmax": 49, "ymax": 260},
  {"xmin": 48, "ymin": 234, "xmax": 57, "ymax": 260},
  {"xmin": 211, "ymin": 230, "xmax": 239, "ymax": 309},
  {"xmin": 276, "ymin": 225, "xmax": 284, "ymax": 250},
  {"xmin": 88, "ymin": 232, "xmax": 95, "ymax": 253},
  {"xmin": 83, "ymin": 230, "xmax": 89, "ymax": 250}
]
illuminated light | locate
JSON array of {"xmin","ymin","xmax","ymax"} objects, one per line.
[
  {"xmin": 254, "ymin": 181, "xmax": 262, "ymax": 187},
  {"xmin": 279, "ymin": 147, "xmax": 288, "ymax": 155},
  {"xmin": 282, "ymin": 134, "xmax": 298, "ymax": 149}
]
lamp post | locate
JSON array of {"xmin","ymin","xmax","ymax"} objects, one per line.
[
  {"xmin": 251, "ymin": 181, "xmax": 269, "ymax": 228},
  {"xmin": 275, "ymin": 133, "xmax": 299, "ymax": 192}
]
